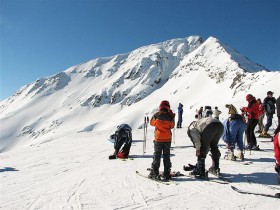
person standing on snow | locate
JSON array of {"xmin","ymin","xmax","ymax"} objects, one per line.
[
  {"xmin": 148, "ymin": 100, "xmax": 175, "ymax": 180},
  {"xmin": 213, "ymin": 106, "xmax": 222, "ymax": 120},
  {"xmin": 241, "ymin": 94, "xmax": 260, "ymax": 150},
  {"xmin": 261, "ymin": 91, "xmax": 276, "ymax": 138},
  {"xmin": 177, "ymin": 103, "xmax": 183, "ymax": 128},
  {"xmin": 256, "ymin": 98, "xmax": 265, "ymax": 133},
  {"xmin": 222, "ymin": 113, "xmax": 246, "ymax": 161},
  {"xmin": 274, "ymin": 96, "xmax": 280, "ymax": 136},
  {"xmin": 186, "ymin": 108, "xmax": 224, "ymax": 177}
]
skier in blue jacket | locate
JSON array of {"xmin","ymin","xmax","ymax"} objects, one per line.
[{"xmin": 177, "ymin": 103, "xmax": 183, "ymax": 128}]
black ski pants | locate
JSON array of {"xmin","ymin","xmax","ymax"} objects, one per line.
[
  {"xmin": 246, "ymin": 119, "xmax": 259, "ymax": 146},
  {"xmin": 151, "ymin": 141, "xmax": 172, "ymax": 173},
  {"xmin": 199, "ymin": 122, "xmax": 224, "ymax": 160}
]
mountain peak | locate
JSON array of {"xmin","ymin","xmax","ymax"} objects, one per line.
[{"xmin": 1, "ymin": 35, "xmax": 279, "ymax": 152}]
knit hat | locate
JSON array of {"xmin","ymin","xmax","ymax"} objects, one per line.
[
  {"xmin": 246, "ymin": 94, "xmax": 254, "ymax": 101},
  {"xmin": 159, "ymin": 100, "xmax": 170, "ymax": 111}
]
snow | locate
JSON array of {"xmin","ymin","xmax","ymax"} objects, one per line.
[
  {"xmin": 1, "ymin": 35, "xmax": 280, "ymax": 209},
  {"xmin": 1, "ymin": 128, "xmax": 279, "ymax": 209}
]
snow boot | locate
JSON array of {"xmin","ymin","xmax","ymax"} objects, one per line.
[
  {"xmin": 162, "ymin": 168, "xmax": 171, "ymax": 180},
  {"xmin": 208, "ymin": 158, "xmax": 220, "ymax": 176},
  {"xmin": 148, "ymin": 168, "xmax": 160, "ymax": 180},
  {"xmin": 251, "ymin": 145, "xmax": 260, "ymax": 151},
  {"xmin": 190, "ymin": 158, "xmax": 207, "ymax": 178},
  {"xmin": 224, "ymin": 149, "xmax": 236, "ymax": 161},
  {"xmin": 236, "ymin": 151, "xmax": 244, "ymax": 161}
]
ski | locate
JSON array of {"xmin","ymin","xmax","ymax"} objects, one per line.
[
  {"xmin": 246, "ymin": 179, "xmax": 280, "ymax": 191},
  {"xmin": 147, "ymin": 168, "xmax": 229, "ymax": 184},
  {"xmin": 207, "ymin": 170, "xmax": 232, "ymax": 183},
  {"xmin": 231, "ymin": 186, "xmax": 280, "ymax": 199},
  {"xmin": 135, "ymin": 171, "xmax": 175, "ymax": 185}
]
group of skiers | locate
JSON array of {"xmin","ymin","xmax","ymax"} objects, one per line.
[{"xmin": 109, "ymin": 91, "xmax": 280, "ymax": 183}]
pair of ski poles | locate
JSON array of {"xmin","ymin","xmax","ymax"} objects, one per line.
[{"xmin": 143, "ymin": 116, "xmax": 149, "ymax": 154}]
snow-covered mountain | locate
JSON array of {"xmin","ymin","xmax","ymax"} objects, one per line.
[
  {"xmin": 1, "ymin": 36, "xmax": 280, "ymax": 210},
  {"xmin": 0, "ymin": 35, "xmax": 279, "ymax": 152}
]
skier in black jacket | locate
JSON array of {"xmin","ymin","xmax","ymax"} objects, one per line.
[{"xmin": 261, "ymin": 91, "xmax": 276, "ymax": 137}]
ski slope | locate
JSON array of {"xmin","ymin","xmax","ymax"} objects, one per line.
[{"xmin": 0, "ymin": 127, "xmax": 279, "ymax": 209}]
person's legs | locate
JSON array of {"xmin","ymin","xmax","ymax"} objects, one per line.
[
  {"xmin": 149, "ymin": 141, "xmax": 163, "ymax": 178},
  {"xmin": 162, "ymin": 142, "xmax": 172, "ymax": 179}
]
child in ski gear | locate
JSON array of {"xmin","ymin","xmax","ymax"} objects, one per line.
[
  {"xmin": 213, "ymin": 106, "xmax": 222, "ymax": 120},
  {"xmin": 187, "ymin": 110, "xmax": 224, "ymax": 177},
  {"xmin": 261, "ymin": 91, "xmax": 276, "ymax": 137},
  {"xmin": 110, "ymin": 124, "xmax": 132, "ymax": 159},
  {"xmin": 275, "ymin": 96, "xmax": 280, "ymax": 135},
  {"xmin": 222, "ymin": 113, "xmax": 246, "ymax": 161},
  {"xmin": 149, "ymin": 100, "xmax": 175, "ymax": 180},
  {"xmin": 256, "ymin": 98, "xmax": 265, "ymax": 133},
  {"xmin": 225, "ymin": 104, "xmax": 238, "ymax": 115},
  {"xmin": 241, "ymin": 94, "xmax": 260, "ymax": 150},
  {"xmin": 177, "ymin": 103, "xmax": 183, "ymax": 128}
]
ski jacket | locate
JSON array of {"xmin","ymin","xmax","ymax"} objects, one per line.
[
  {"xmin": 150, "ymin": 110, "xmax": 175, "ymax": 142},
  {"xmin": 241, "ymin": 99, "xmax": 259, "ymax": 120},
  {"xmin": 263, "ymin": 96, "xmax": 276, "ymax": 115},
  {"xmin": 276, "ymin": 96, "xmax": 280, "ymax": 118},
  {"xmin": 188, "ymin": 117, "xmax": 221, "ymax": 150},
  {"xmin": 258, "ymin": 102, "xmax": 265, "ymax": 116},
  {"xmin": 222, "ymin": 115, "xmax": 246, "ymax": 144},
  {"xmin": 274, "ymin": 132, "xmax": 280, "ymax": 165},
  {"xmin": 178, "ymin": 103, "xmax": 183, "ymax": 117}
]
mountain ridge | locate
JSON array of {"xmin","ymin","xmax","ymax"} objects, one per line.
[{"xmin": 0, "ymin": 35, "xmax": 279, "ymax": 152}]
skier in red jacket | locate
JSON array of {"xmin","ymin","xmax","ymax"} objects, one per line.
[{"xmin": 241, "ymin": 94, "xmax": 260, "ymax": 150}]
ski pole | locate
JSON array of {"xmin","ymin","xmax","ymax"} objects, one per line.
[
  {"xmin": 143, "ymin": 117, "xmax": 147, "ymax": 155},
  {"xmin": 173, "ymin": 127, "xmax": 175, "ymax": 145}
]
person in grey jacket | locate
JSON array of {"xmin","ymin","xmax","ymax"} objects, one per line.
[{"xmin": 187, "ymin": 109, "xmax": 224, "ymax": 177}]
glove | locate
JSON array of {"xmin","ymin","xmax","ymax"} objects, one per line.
[
  {"xmin": 169, "ymin": 110, "xmax": 176, "ymax": 118},
  {"xmin": 183, "ymin": 164, "xmax": 196, "ymax": 171},
  {"xmin": 275, "ymin": 164, "xmax": 280, "ymax": 173}
]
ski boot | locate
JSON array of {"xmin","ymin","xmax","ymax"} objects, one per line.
[
  {"xmin": 148, "ymin": 168, "xmax": 160, "ymax": 180},
  {"xmin": 208, "ymin": 158, "xmax": 220, "ymax": 176},
  {"xmin": 190, "ymin": 158, "xmax": 207, "ymax": 178},
  {"xmin": 236, "ymin": 151, "xmax": 244, "ymax": 161},
  {"xmin": 162, "ymin": 168, "xmax": 171, "ymax": 181},
  {"xmin": 251, "ymin": 145, "xmax": 261, "ymax": 151},
  {"xmin": 224, "ymin": 149, "xmax": 236, "ymax": 161}
]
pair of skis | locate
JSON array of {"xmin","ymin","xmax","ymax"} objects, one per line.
[{"xmin": 143, "ymin": 116, "xmax": 149, "ymax": 154}]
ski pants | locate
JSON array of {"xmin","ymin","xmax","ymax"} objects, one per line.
[
  {"xmin": 177, "ymin": 115, "xmax": 183, "ymax": 128},
  {"xmin": 258, "ymin": 114, "xmax": 264, "ymax": 132},
  {"xmin": 199, "ymin": 122, "xmax": 224, "ymax": 160},
  {"xmin": 265, "ymin": 114, "xmax": 273, "ymax": 132},
  {"xmin": 151, "ymin": 141, "xmax": 172, "ymax": 173},
  {"xmin": 229, "ymin": 120, "xmax": 246, "ymax": 151},
  {"xmin": 246, "ymin": 119, "xmax": 259, "ymax": 146}
]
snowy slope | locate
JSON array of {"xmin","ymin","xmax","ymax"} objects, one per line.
[
  {"xmin": 1, "ymin": 35, "xmax": 279, "ymax": 152},
  {"xmin": 0, "ymin": 35, "xmax": 280, "ymax": 209}
]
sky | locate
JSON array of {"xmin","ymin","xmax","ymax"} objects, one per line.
[{"xmin": 0, "ymin": 0, "xmax": 279, "ymax": 101}]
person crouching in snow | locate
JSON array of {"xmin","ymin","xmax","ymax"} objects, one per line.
[
  {"xmin": 187, "ymin": 108, "xmax": 224, "ymax": 177},
  {"xmin": 148, "ymin": 100, "xmax": 175, "ymax": 180},
  {"xmin": 222, "ymin": 113, "xmax": 246, "ymax": 161},
  {"xmin": 109, "ymin": 124, "xmax": 132, "ymax": 159}
]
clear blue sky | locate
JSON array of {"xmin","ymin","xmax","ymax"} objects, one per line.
[{"xmin": 1, "ymin": 0, "xmax": 279, "ymax": 100}]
